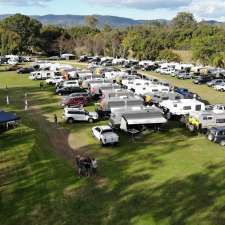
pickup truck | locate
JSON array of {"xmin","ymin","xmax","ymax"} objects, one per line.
[{"xmin": 92, "ymin": 125, "xmax": 119, "ymax": 146}]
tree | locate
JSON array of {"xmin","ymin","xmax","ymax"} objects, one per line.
[
  {"xmin": 158, "ymin": 49, "xmax": 181, "ymax": 62},
  {"xmin": 212, "ymin": 54, "xmax": 225, "ymax": 68},
  {"xmin": 0, "ymin": 28, "xmax": 21, "ymax": 55},
  {"xmin": 85, "ymin": 16, "xmax": 98, "ymax": 28},
  {"xmin": 172, "ymin": 12, "xmax": 197, "ymax": 30},
  {"xmin": 1, "ymin": 14, "xmax": 42, "ymax": 53},
  {"xmin": 40, "ymin": 25, "xmax": 65, "ymax": 55}
]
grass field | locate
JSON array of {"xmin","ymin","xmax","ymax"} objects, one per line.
[{"xmin": 1, "ymin": 70, "xmax": 225, "ymax": 225}]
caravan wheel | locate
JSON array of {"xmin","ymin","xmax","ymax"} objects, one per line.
[
  {"xmin": 188, "ymin": 124, "xmax": 195, "ymax": 132},
  {"xmin": 208, "ymin": 134, "xmax": 215, "ymax": 142},
  {"xmin": 220, "ymin": 140, "xmax": 225, "ymax": 147},
  {"xmin": 165, "ymin": 112, "xmax": 171, "ymax": 120}
]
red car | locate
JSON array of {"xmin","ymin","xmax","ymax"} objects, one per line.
[{"xmin": 61, "ymin": 96, "xmax": 88, "ymax": 107}]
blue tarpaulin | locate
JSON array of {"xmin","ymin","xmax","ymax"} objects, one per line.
[{"xmin": 0, "ymin": 111, "xmax": 19, "ymax": 124}]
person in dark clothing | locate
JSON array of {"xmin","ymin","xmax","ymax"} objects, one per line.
[
  {"xmin": 40, "ymin": 82, "xmax": 44, "ymax": 89},
  {"xmin": 91, "ymin": 158, "xmax": 97, "ymax": 176},
  {"xmin": 84, "ymin": 156, "xmax": 92, "ymax": 177},
  {"xmin": 75, "ymin": 155, "xmax": 82, "ymax": 177},
  {"xmin": 54, "ymin": 114, "xmax": 58, "ymax": 125}
]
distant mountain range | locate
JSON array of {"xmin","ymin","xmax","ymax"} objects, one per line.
[{"xmin": 0, "ymin": 14, "xmax": 224, "ymax": 28}]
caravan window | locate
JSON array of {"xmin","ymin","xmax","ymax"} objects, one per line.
[
  {"xmin": 203, "ymin": 116, "xmax": 213, "ymax": 121},
  {"xmin": 195, "ymin": 105, "xmax": 202, "ymax": 111},
  {"xmin": 173, "ymin": 104, "xmax": 178, "ymax": 107},
  {"xmin": 183, "ymin": 106, "xmax": 191, "ymax": 110},
  {"xmin": 216, "ymin": 119, "xmax": 225, "ymax": 123},
  {"xmin": 152, "ymin": 89, "xmax": 158, "ymax": 92}
]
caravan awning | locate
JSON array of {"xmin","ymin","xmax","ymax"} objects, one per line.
[
  {"xmin": 0, "ymin": 111, "xmax": 19, "ymax": 124},
  {"xmin": 125, "ymin": 117, "xmax": 167, "ymax": 125}
]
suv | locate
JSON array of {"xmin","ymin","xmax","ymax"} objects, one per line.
[
  {"xmin": 207, "ymin": 127, "xmax": 225, "ymax": 146},
  {"xmin": 63, "ymin": 107, "xmax": 98, "ymax": 123}
]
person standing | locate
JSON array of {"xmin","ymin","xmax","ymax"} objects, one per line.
[
  {"xmin": 75, "ymin": 155, "xmax": 82, "ymax": 178},
  {"xmin": 91, "ymin": 158, "xmax": 97, "ymax": 176},
  {"xmin": 54, "ymin": 114, "xmax": 58, "ymax": 126},
  {"xmin": 84, "ymin": 156, "xmax": 92, "ymax": 177}
]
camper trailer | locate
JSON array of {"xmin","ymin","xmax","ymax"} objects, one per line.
[
  {"xmin": 187, "ymin": 110, "xmax": 225, "ymax": 132},
  {"xmin": 120, "ymin": 110, "xmax": 167, "ymax": 132},
  {"xmin": 110, "ymin": 105, "xmax": 163, "ymax": 128},
  {"xmin": 160, "ymin": 99, "xmax": 205, "ymax": 119}
]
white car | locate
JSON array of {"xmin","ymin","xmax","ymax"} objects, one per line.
[
  {"xmin": 63, "ymin": 107, "xmax": 98, "ymax": 123},
  {"xmin": 46, "ymin": 76, "xmax": 64, "ymax": 85},
  {"xmin": 214, "ymin": 83, "xmax": 225, "ymax": 92},
  {"xmin": 92, "ymin": 125, "xmax": 119, "ymax": 146},
  {"xmin": 63, "ymin": 80, "xmax": 80, "ymax": 88}
]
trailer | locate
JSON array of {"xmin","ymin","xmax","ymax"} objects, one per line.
[
  {"xmin": 187, "ymin": 109, "xmax": 225, "ymax": 132},
  {"xmin": 110, "ymin": 105, "xmax": 163, "ymax": 128},
  {"xmin": 120, "ymin": 110, "xmax": 167, "ymax": 132}
]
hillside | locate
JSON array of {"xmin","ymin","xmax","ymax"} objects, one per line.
[{"xmin": 0, "ymin": 14, "xmax": 169, "ymax": 27}]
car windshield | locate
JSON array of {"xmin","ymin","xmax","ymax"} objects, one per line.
[{"xmin": 102, "ymin": 129, "xmax": 113, "ymax": 134}]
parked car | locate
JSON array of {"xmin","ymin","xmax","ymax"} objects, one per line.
[
  {"xmin": 66, "ymin": 91, "xmax": 90, "ymax": 99},
  {"xmin": 63, "ymin": 107, "xmax": 98, "ymax": 123},
  {"xmin": 177, "ymin": 72, "xmax": 192, "ymax": 80},
  {"xmin": 56, "ymin": 86, "xmax": 86, "ymax": 95},
  {"xmin": 92, "ymin": 125, "xmax": 119, "ymax": 146},
  {"xmin": 46, "ymin": 76, "xmax": 64, "ymax": 85},
  {"xmin": 174, "ymin": 87, "xmax": 196, "ymax": 99},
  {"xmin": 193, "ymin": 76, "xmax": 212, "ymax": 85},
  {"xmin": 16, "ymin": 67, "xmax": 34, "ymax": 74},
  {"xmin": 62, "ymin": 80, "xmax": 80, "ymax": 88},
  {"xmin": 207, "ymin": 127, "xmax": 225, "ymax": 146},
  {"xmin": 61, "ymin": 95, "xmax": 88, "ymax": 107},
  {"xmin": 207, "ymin": 79, "xmax": 224, "ymax": 87},
  {"xmin": 214, "ymin": 83, "xmax": 225, "ymax": 92}
]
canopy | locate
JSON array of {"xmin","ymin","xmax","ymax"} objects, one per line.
[{"xmin": 0, "ymin": 111, "xmax": 19, "ymax": 124}]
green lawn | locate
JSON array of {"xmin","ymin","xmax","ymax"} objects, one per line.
[{"xmin": 1, "ymin": 71, "xmax": 225, "ymax": 225}]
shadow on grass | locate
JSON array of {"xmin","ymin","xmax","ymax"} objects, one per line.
[{"xmin": 1, "ymin": 84, "xmax": 225, "ymax": 225}]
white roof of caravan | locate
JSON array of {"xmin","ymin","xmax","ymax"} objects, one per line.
[{"xmin": 122, "ymin": 111, "xmax": 167, "ymax": 125}]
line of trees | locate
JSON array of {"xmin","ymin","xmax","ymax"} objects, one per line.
[{"xmin": 0, "ymin": 13, "xmax": 225, "ymax": 67}]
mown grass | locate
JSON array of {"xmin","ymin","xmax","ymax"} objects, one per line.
[{"xmin": 1, "ymin": 71, "xmax": 225, "ymax": 225}]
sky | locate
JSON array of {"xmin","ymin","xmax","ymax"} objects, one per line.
[{"xmin": 0, "ymin": 0, "xmax": 225, "ymax": 21}]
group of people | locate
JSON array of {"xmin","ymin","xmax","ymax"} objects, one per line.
[{"xmin": 75, "ymin": 155, "xmax": 97, "ymax": 177}]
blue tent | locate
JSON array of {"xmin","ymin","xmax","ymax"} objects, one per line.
[{"xmin": 0, "ymin": 111, "xmax": 19, "ymax": 124}]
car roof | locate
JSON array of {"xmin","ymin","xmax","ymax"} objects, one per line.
[
  {"xmin": 210, "ymin": 127, "xmax": 225, "ymax": 131},
  {"xmin": 96, "ymin": 125, "xmax": 112, "ymax": 130}
]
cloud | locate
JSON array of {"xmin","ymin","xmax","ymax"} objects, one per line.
[
  {"xmin": 189, "ymin": 0, "xmax": 225, "ymax": 18},
  {"xmin": 85, "ymin": 0, "xmax": 192, "ymax": 10},
  {"xmin": 0, "ymin": 0, "xmax": 52, "ymax": 7}
]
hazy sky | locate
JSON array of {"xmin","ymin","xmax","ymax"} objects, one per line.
[{"xmin": 0, "ymin": 0, "xmax": 225, "ymax": 21}]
